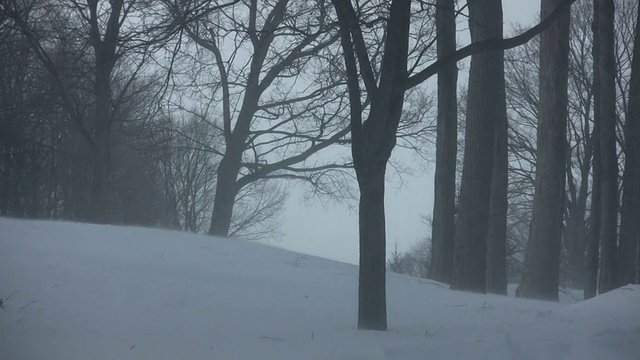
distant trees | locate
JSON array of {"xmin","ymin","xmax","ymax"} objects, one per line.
[{"xmin": 388, "ymin": 239, "xmax": 431, "ymax": 279}]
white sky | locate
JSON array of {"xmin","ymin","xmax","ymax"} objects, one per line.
[{"xmin": 268, "ymin": 0, "xmax": 542, "ymax": 264}]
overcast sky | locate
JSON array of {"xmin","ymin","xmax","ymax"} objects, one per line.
[{"xmin": 267, "ymin": 0, "xmax": 542, "ymax": 265}]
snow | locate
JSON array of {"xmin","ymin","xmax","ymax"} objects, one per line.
[{"xmin": 1, "ymin": 218, "xmax": 638, "ymax": 360}]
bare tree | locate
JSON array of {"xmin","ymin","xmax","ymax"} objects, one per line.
[
  {"xmin": 161, "ymin": 117, "xmax": 220, "ymax": 233},
  {"xmin": 162, "ymin": 0, "xmax": 351, "ymax": 238}
]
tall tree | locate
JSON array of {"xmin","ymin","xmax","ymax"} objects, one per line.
[
  {"xmin": 333, "ymin": 0, "xmax": 411, "ymax": 331},
  {"xmin": 518, "ymin": 0, "xmax": 571, "ymax": 300},
  {"xmin": 451, "ymin": 0, "xmax": 505, "ymax": 293},
  {"xmin": 85, "ymin": 0, "xmax": 124, "ymax": 222},
  {"xmin": 618, "ymin": 3, "xmax": 640, "ymax": 286},
  {"xmin": 163, "ymin": 0, "xmax": 351, "ymax": 237},
  {"xmin": 597, "ymin": 0, "xmax": 618, "ymax": 294},
  {"xmin": 334, "ymin": 0, "xmax": 578, "ymax": 329},
  {"xmin": 430, "ymin": 0, "xmax": 457, "ymax": 284},
  {"xmin": 584, "ymin": 0, "xmax": 602, "ymax": 300},
  {"xmin": 486, "ymin": 59, "xmax": 509, "ymax": 294}
]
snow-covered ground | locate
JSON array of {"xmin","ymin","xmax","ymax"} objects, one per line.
[{"xmin": 1, "ymin": 218, "xmax": 638, "ymax": 360}]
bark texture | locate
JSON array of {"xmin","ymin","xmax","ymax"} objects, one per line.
[
  {"xmin": 518, "ymin": 0, "xmax": 571, "ymax": 301},
  {"xmin": 430, "ymin": 0, "xmax": 458, "ymax": 284},
  {"xmin": 486, "ymin": 76, "xmax": 509, "ymax": 295},
  {"xmin": 597, "ymin": 0, "xmax": 618, "ymax": 295},
  {"xmin": 618, "ymin": 5, "xmax": 640, "ymax": 286},
  {"xmin": 451, "ymin": 0, "xmax": 504, "ymax": 293}
]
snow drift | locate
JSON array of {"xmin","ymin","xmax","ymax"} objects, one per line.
[{"xmin": 1, "ymin": 218, "xmax": 638, "ymax": 359}]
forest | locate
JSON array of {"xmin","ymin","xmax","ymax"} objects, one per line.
[{"xmin": 1, "ymin": 0, "xmax": 638, "ymax": 331}]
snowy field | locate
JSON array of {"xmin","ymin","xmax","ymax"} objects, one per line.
[{"xmin": 1, "ymin": 218, "xmax": 638, "ymax": 360}]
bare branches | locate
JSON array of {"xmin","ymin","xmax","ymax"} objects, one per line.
[{"xmin": 406, "ymin": 0, "xmax": 580, "ymax": 89}]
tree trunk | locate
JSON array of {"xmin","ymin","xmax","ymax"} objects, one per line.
[
  {"xmin": 91, "ymin": 71, "xmax": 112, "ymax": 223},
  {"xmin": 618, "ymin": 5, "xmax": 640, "ymax": 286},
  {"xmin": 564, "ymin": 142, "xmax": 591, "ymax": 290},
  {"xmin": 486, "ymin": 78, "xmax": 509, "ymax": 295},
  {"xmin": 584, "ymin": 0, "xmax": 602, "ymax": 299},
  {"xmin": 564, "ymin": 202, "xmax": 588, "ymax": 289},
  {"xmin": 518, "ymin": 0, "xmax": 571, "ymax": 301},
  {"xmin": 209, "ymin": 152, "xmax": 241, "ymax": 236},
  {"xmin": 86, "ymin": 0, "xmax": 123, "ymax": 224},
  {"xmin": 451, "ymin": 0, "xmax": 504, "ymax": 293},
  {"xmin": 356, "ymin": 159, "xmax": 387, "ymax": 330},
  {"xmin": 430, "ymin": 0, "xmax": 458, "ymax": 284},
  {"xmin": 597, "ymin": 0, "xmax": 618, "ymax": 295},
  {"xmin": 332, "ymin": 0, "xmax": 410, "ymax": 331}
]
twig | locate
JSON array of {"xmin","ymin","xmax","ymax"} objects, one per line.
[
  {"xmin": 0, "ymin": 290, "xmax": 20, "ymax": 308},
  {"xmin": 5, "ymin": 290, "xmax": 19, "ymax": 302},
  {"xmin": 260, "ymin": 336, "xmax": 284, "ymax": 341},
  {"xmin": 19, "ymin": 300, "xmax": 37, "ymax": 310}
]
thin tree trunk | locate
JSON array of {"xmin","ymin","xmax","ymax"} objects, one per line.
[
  {"xmin": 618, "ymin": 5, "xmax": 640, "ymax": 286},
  {"xmin": 430, "ymin": 0, "xmax": 457, "ymax": 284},
  {"xmin": 564, "ymin": 141, "xmax": 591, "ymax": 290},
  {"xmin": 451, "ymin": 0, "xmax": 504, "ymax": 293},
  {"xmin": 518, "ymin": 0, "xmax": 571, "ymax": 301},
  {"xmin": 584, "ymin": 0, "xmax": 602, "ymax": 299},
  {"xmin": 597, "ymin": 0, "xmax": 618, "ymax": 294}
]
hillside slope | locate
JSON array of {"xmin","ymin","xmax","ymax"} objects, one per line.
[{"xmin": 1, "ymin": 218, "xmax": 638, "ymax": 359}]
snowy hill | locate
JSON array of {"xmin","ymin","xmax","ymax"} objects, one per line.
[{"xmin": 1, "ymin": 218, "xmax": 638, "ymax": 360}]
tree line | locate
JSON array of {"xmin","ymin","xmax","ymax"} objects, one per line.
[{"xmin": 1, "ymin": 0, "xmax": 638, "ymax": 331}]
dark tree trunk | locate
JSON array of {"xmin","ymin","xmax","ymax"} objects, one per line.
[
  {"xmin": 486, "ymin": 77, "xmax": 509, "ymax": 295},
  {"xmin": 618, "ymin": 5, "xmax": 640, "ymax": 286},
  {"xmin": 564, "ymin": 142, "xmax": 591, "ymax": 290},
  {"xmin": 597, "ymin": 0, "xmax": 618, "ymax": 295},
  {"xmin": 430, "ymin": 0, "xmax": 458, "ymax": 284},
  {"xmin": 91, "ymin": 72, "xmax": 112, "ymax": 223},
  {"xmin": 208, "ymin": 70, "xmax": 260, "ymax": 236},
  {"xmin": 356, "ymin": 158, "xmax": 388, "ymax": 330},
  {"xmin": 87, "ymin": 0, "xmax": 123, "ymax": 224},
  {"xmin": 584, "ymin": 0, "xmax": 602, "ymax": 299},
  {"xmin": 209, "ymin": 151, "xmax": 242, "ymax": 236},
  {"xmin": 564, "ymin": 201, "xmax": 588, "ymax": 289},
  {"xmin": 451, "ymin": 0, "xmax": 504, "ymax": 293},
  {"xmin": 333, "ymin": 0, "xmax": 410, "ymax": 331},
  {"xmin": 518, "ymin": 0, "xmax": 571, "ymax": 301}
]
